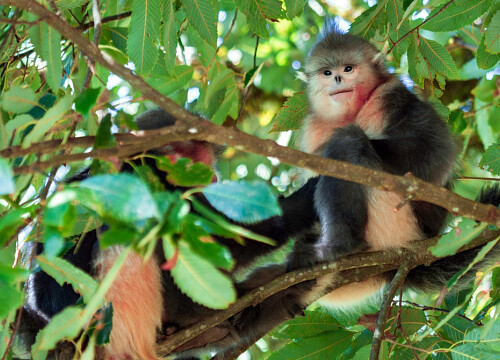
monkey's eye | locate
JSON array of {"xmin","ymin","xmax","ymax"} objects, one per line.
[
  {"xmin": 344, "ymin": 66, "xmax": 353, "ymax": 72},
  {"xmin": 323, "ymin": 70, "xmax": 332, "ymax": 76}
]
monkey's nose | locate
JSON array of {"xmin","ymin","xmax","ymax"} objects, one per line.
[{"xmin": 335, "ymin": 76, "xmax": 341, "ymax": 83}]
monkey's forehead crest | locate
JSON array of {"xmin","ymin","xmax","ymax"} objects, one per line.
[{"xmin": 306, "ymin": 32, "xmax": 380, "ymax": 72}]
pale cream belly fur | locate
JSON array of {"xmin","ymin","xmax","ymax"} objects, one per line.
[{"xmin": 319, "ymin": 189, "xmax": 423, "ymax": 307}]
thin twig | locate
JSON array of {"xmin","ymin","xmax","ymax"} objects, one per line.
[
  {"xmin": 386, "ymin": 0, "xmax": 456, "ymax": 55},
  {"xmin": 370, "ymin": 261, "xmax": 412, "ymax": 360},
  {"xmin": 82, "ymin": 0, "xmax": 102, "ymax": 89}
]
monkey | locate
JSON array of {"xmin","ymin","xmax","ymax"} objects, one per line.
[
  {"xmin": 17, "ymin": 109, "xmax": 318, "ymax": 360},
  {"xmin": 172, "ymin": 26, "xmax": 500, "ymax": 358}
]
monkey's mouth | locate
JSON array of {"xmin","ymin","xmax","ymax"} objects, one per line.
[{"xmin": 330, "ymin": 89, "xmax": 353, "ymax": 96}]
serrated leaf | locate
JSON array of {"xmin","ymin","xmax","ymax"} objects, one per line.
[
  {"xmin": 429, "ymin": 218, "xmax": 488, "ymax": 257},
  {"xmin": 0, "ymin": 157, "xmax": 14, "ymax": 195},
  {"xmin": 419, "ymin": 37, "xmax": 459, "ymax": 79},
  {"xmin": 128, "ymin": 0, "xmax": 160, "ymax": 74},
  {"xmin": 99, "ymin": 227, "xmax": 137, "ymax": 248},
  {"xmin": 270, "ymin": 92, "xmax": 308, "ymax": 133},
  {"xmin": 387, "ymin": 0, "xmax": 409, "ymax": 64},
  {"xmin": 22, "ymin": 94, "xmax": 75, "ymax": 148},
  {"xmin": 54, "ymin": 0, "xmax": 88, "ymax": 10},
  {"xmin": 422, "ymin": 0, "xmax": 492, "ymax": 32},
  {"xmin": 399, "ymin": 306, "xmax": 427, "ymax": 336},
  {"xmin": 275, "ymin": 309, "xmax": 341, "ymax": 339},
  {"xmin": 29, "ymin": 22, "xmax": 62, "ymax": 92},
  {"xmin": 0, "ymin": 207, "xmax": 36, "ymax": 247},
  {"xmin": 480, "ymin": 143, "xmax": 500, "ymax": 175},
  {"xmin": 485, "ymin": 10, "xmax": 500, "ymax": 54},
  {"xmin": 284, "ymin": 0, "xmax": 306, "ymax": 19},
  {"xmin": 165, "ymin": 238, "xmax": 236, "ymax": 309},
  {"xmin": 182, "ymin": 0, "xmax": 218, "ymax": 46},
  {"xmin": 438, "ymin": 316, "xmax": 473, "ymax": 343},
  {"xmin": 235, "ymin": 0, "xmax": 282, "ymax": 37},
  {"xmin": 43, "ymin": 199, "xmax": 76, "ymax": 235},
  {"xmin": 0, "ymin": 86, "xmax": 37, "ymax": 114},
  {"xmin": 268, "ymin": 329, "xmax": 353, "ymax": 360},
  {"xmin": 77, "ymin": 174, "xmax": 159, "ymax": 225},
  {"xmin": 145, "ymin": 65, "xmax": 193, "ymax": 96},
  {"xmin": 156, "ymin": 157, "xmax": 214, "ymax": 187},
  {"xmin": 349, "ymin": 1, "xmax": 388, "ymax": 38},
  {"xmin": 36, "ymin": 255, "xmax": 98, "ymax": 303},
  {"xmin": 163, "ymin": 1, "xmax": 179, "ymax": 73},
  {"xmin": 477, "ymin": 34, "xmax": 500, "ymax": 70},
  {"xmin": 31, "ymin": 306, "xmax": 85, "ymax": 354},
  {"xmin": 75, "ymin": 87, "xmax": 103, "ymax": 118},
  {"xmin": 202, "ymin": 181, "xmax": 282, "ymax": 224}
]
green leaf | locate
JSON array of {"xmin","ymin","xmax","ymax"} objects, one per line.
[
  {"xmin": 54, "ymin": 0, "xmax": 89, "ymax": 10},
  {"xmin": 0, "ymin": 158, "xmax": 14, "ymax": 195},
  {"xmin": 95, "ymin": 113, "xmax": 117, "ymax": 149},
  {"xmin": 99, "ymin": 227, "xmax": 137, "ymax": 248},
  {"xmin": 349, "ymin": 1, "xmax": 388, "ymax": 39},
  {"xmin": 36, "ymin": 255, "xmax": 98, "ymax": 303},
  {"xmin": 399, "ymin": 306, "xmax": 427, "ymax": 336},
  {"xmin": 476, "ymin": 34, "xmax": 500, "ymax": 70},
  {"xmin": 43, "ymin": 199, "xmax": 76, "ymax": 235},
  {"xmin": 156, "ymin": 156, "xmax": 214, "ymax": 187},
  {"xmin": 437, "ymin": 316, "xmax": 472, "ymax": 343},
  {"xmin": 235, "ymin": 0, "xmax": 283, "ymax": 37},
  {"xmin": 145, "ymin": 64, "xmax": 193, "ymax": 96},
  {"xmin": 274, "ymin": 309, "xmax": 341, "ymax": 339},
  {"xmin": 268, "ymin": 329, "xmax": 354, "ymax": 360},
  {"xmin": 419, "ymin": 37, "xmax": 459, "ymax": 79},
  {"xmin": 284, "ymin": 0, "xmax": 306, "ymax": 19},
  {"xmin": 0, "ymin": 86, "xmax": 37, "ymax": 114},
  {"xmin": 387, "ymin": 0, "xmax": 410, "ymax": 64},
  {"xmin": 429, "ymin": 218, "xmax": 488, "ymax": 257},
  {"xmin": 5, "ymin": 114, "xmax": 34, "ymax": 134},
  {"xmin": 163, "ymin": 0, "xmax": 179, "ymax": 73},
  {"xmin": 476, "ymin": 108, "xmax": 495, "ymax": 149},
  {"xmin": 133, "ymin": 164, "xmax": 165, "ymax": 193},
  {"xmin": 182, "ymin": 214, "xmax": 234, "ymax": 270},
  {"xmin": 182, "ymin": 0, "xmax": 218, "ymax": 46},
  {"xmin": 164, "ymin": 238, "xmax": 236, "ymax": 309},
  {"xmin": 422, "ymin": 0, "xmax": 492, "ymax": 32},
  {"xmin": 128, "ymin": 0, "xmax": 160, "ymax": 74},
  {"xmin": 42, "ymin": 227, "xmax": 65, "ymax": 259},
  {"xmin": 480, "ymin": 143, "xmax": 500, "ymax": 175},
  {"xmin": 202, "ymin": 181, "xmax": 282, "ymax": 224},
  {"xmin": 485, "ymin": 10, "xmax": 500, "ymax": 54},
  {"xmin": 22, "ymin": 93, "xmax": 75, "ymax": 148},
  {"xmin": 447, "ymin": 238, "xmax": 499, "ymax": 289},
  {"xmin": 31, "ymin": 307, "xmax": 85, "ymax": 355},
  {"xmin": 75, "ymin": 87, "xmax": 103, "ymax": 118},
  {"xmin": 270, "ymin": 92, "xmax": 308, "ymax": 133},
  {"xmin": 29, "ymin": 22, "xmax": 62, "ymax": 92},
  {"xmin": 155, "ymin": 191, "xmax": 190, "ymax": 234},
  {"xmin": 0, "ymin": 207, "xmax": 36, "ymax": 247},
  {"xmin": 0, "ymin": 280, "xmax": 24, "ymax": 319},
  {"xmin": 77, "ymin": 174, "xmax": 159, "ymax": 225}
]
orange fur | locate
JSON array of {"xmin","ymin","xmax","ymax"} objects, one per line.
[{"xmin": 95, "ymin": 247, "xmax": 163, "ymax": 360}]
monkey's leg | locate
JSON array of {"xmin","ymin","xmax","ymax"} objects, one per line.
[
  {"xmin": 309, "ymin": 124, "xmax": 380, "ymax": 266},
  {"xmin": 95, "ymin": 247, "xmax": 163, "ymax": 360}
]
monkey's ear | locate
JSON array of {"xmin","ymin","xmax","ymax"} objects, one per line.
[{"xmin": 296, "ymin": 71, "xmax": 308, "ymax": 83}]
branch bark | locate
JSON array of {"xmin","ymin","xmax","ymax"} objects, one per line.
[
  {"xmin": 157, "ymin": 229, "xmax": 499, "ymax": 357},
  {"xmin": 3, "ymin": 0, "xmax": 500, "ymax": 228}
]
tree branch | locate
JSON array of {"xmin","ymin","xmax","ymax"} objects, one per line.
[
  {"xmin": 4, "ymin": 0, "xmax": 499, "ymax": 228},
  {"xmin": 157, "ymin": 229, "xmax": 499, "ymax": 357}
]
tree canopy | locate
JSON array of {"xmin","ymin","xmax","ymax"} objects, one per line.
[{"xmin": 0, "ymin": 0, "xmax": 499, "ymax": 359}]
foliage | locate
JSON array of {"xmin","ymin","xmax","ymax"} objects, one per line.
[{"xmin": 0, "ymin": 0, "xmax": 499, "ymax": 359}]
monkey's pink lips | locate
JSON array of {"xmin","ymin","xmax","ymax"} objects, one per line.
[{"xmin": 330, "ymin": 89, "xmax": 353, "ymax": 100}]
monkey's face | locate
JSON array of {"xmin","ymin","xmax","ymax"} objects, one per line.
[{"xmin": 306, "ymin": 61, "xmax": 381, "ymax": 123}]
